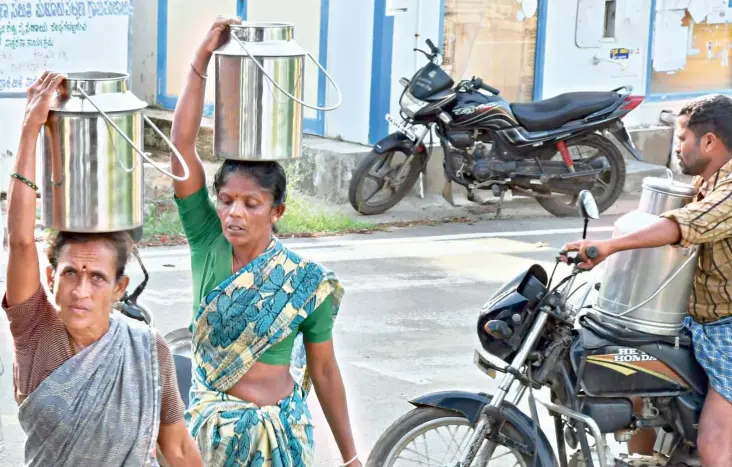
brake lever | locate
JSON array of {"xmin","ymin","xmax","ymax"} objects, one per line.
[{"xmin": 413, "ymin": 48, "xmax": 432, "ymax": 59}]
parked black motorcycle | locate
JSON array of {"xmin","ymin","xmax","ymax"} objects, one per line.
[
  {"xmin": 349, "ymin": 39, "xmax": 645, "ymax": 218},
  {"xmin": 366, "ymin": 191, "xmax": 704, "ymax": 467}
]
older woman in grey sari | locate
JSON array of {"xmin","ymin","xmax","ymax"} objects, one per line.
[{"xmin": 4, "ymin": 72, "xmax": 204, "ymax": 466}]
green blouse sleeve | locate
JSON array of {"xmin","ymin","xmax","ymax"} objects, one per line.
[
  {"xmin": 174, "ymin": 186, "xmax": 222, "ymax": 249},
  {"xmin": 300, "ymin": 295, "xmax": 334, "ymax": 343}
]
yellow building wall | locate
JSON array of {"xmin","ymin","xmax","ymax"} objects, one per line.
[
  {"xmin": 163, "ymin": 0, "xmax": 323, "ymax": 119},
  {"xmin": 165, "ymin": 0, "xmax": 237, "ymax": 103},
  {"xmin": 442, "ymin": 0, "xmax": 538, "ymax": 103},
  {"xmin": 651, "ymin": 13, "xmax": 731, "ymax": 94},
  {"xmin": 248, "ymin": 0, "xmax": 322, "ymax": 119}
]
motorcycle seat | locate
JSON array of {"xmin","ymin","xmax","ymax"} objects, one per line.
[
  {"xmin": 173, "ymin": 354, "xmax": 192, "ymax": 409},
  {"xmin": 510, "ymin": 92, "xmax": 619, "ymax": 132},
  {"xmin": 581, "ymin": 312, "xmax": 693, "ymax": 348}
]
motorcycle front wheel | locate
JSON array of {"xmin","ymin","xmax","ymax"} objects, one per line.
[
  {"xmin": 348, "ymin": 149, "xmax": 423, "ymax": 215},
  {"xmin": 366, "ymin": 407, "xmax": 533, "ymax": 467}
]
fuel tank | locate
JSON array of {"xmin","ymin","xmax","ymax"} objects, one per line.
[
  {"xmin": 570, "ymin": 322, "xmax": 707, "ymax": 397},
  {"xmin": 450, "ymin": 91, "xmax": 519, "ymax": 130}
]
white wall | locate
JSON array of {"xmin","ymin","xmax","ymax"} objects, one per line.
[
  {"xmin": 130, "ymin": 0, "xmax": 158, "ymax": 103},
  {"xmin": 323, "ymin": 0, "xmax": 376, "ymax": 143},
  {"xmin": 542, "ymin": 0, "xmax": 653, "ymax": 99},
  {"xmin": 389, "ymin": 0, "xmax": 442, "ymax": 132},
  {"xmin": 0, "ymin": 99, "xmax": 29, "ymax": 193}
]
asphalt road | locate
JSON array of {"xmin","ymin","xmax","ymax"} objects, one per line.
[{"xmin": 0, "ymin": 214, "xmax": 620, "ymax": 466}]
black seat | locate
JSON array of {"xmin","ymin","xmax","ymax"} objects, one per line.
[
  {"xmin": 510, "ymin": 92, "xmax": 619, "ymax": 132},
  {"xmin": 581, "ymin": 313, "xmax": 693, "ymax": 348},
  {"xmin": 173, "ymin": 354, "xmax": 192, "ymax": 409}
]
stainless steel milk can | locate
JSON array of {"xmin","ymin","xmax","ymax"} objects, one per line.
[
  {"xmin": 40, "ymin": 72, "xmax": 189, "ymax": 233},
  {"xmin": 595, "ymin": 176, "xmax": 699, "ymax": 336},
  {"xmin": 213, "ymin": 22, "xmax": 342, "ymax": 161}
]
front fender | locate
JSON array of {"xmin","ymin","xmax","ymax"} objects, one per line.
[
  {"xmin": 410, "ymin": 390, "xmax": 557, "ymax": 466},
  {"xmin": 373, "ymin": 132, "xmax": 424, "ymax": 155}
]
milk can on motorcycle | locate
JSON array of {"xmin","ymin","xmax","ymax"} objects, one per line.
[{"xmin": 595, "ymin": 176, "xmax": 698, "ymax": 335}]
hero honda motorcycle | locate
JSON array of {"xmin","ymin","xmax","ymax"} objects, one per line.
[
  {"xmin": 349, "ymin": 39, "xmax": 645, "ymax": 218},
  {"xmin": 366, "ymin": 191, "xmax": 705, "ymax": 467}
]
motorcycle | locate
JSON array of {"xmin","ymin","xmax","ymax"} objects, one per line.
[
  {"xmin": 366, "ymin": 191, "xmax": 705, "ymax": 467},
  {"xmin": 348, "ymin": 39, "xmax": 645, "ymax": 218},
  {"xmin": 114, "ymin": 249, "xmax": 193, "ymax": 409}
]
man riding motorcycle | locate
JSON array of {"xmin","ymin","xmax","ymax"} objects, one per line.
[{"xmin": 562, "ymin": 94, "xmax": 732, "ymax": 467}]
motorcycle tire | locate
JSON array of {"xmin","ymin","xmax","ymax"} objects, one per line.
[
  {"xmin": 365, "ymin": 407, "xmax": 537, "ymax": 467},
  {"xmin": 348, "ymin": 149, "xmax": 422, "ymax": 216},
  {"xmin": 536, "ymin": 133, "xmax": 626, "ymax": 218}
]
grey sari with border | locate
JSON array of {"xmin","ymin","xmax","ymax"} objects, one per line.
[{"xmin": 18, "ymin": 313, "xmax": 162, "ymax": 467}]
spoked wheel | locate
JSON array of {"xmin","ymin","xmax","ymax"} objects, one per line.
[
  {"xmin": 366, "ymin": 408, "xmax": 532, "ymax": 467},
  {"xmin": 535, "ymin": 133, "xmax": 626, "ymax": 217},
  {"xmin": 348, "ymin": 149, "xmax": 423, "ymax": 215}
]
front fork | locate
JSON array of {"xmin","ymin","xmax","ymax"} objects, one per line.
[
  {"xmin": 393, "ymin": 125, "xmax": 431, "ymax": 182},
  {"xmin": 456, "ymin": 310, "xmax": 551, "ymax": 466}
]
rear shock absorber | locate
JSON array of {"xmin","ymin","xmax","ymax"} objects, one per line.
[{"xmin": 557, "ymin": 141, "xmax": 575, "ymax": 173}]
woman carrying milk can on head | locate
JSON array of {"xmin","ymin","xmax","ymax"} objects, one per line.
[
  {"xmin": 4, "ymin": 72, "xmax": 203, "ymax": 466},
  {"xmin": 169, "ymin": 16, "xmax": 362, "ymax": 467}
]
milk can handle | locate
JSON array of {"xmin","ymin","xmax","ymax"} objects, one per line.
[
  {"xmin": 75, "ymin": 87, "xmax": 191, "ymax": 182},
  {"xmin": 230, "ymin": 34, "xmax": 342, "ymax": 111}
]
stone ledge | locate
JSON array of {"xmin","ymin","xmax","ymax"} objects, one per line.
[{"xmin": 143, "ymin": 110, "xmax": 675, "ymax": 206}]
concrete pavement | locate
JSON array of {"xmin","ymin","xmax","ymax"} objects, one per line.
[{"xmin": 0, "ymin": 214, "xmax": 621, "ymax": 466}]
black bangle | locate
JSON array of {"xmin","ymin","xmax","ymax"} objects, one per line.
[{"xmin": 10, "ymin": 172, "xmax": 38, "ymax": 192}]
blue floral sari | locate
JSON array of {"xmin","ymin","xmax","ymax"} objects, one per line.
[{"xmin": 185, "ymin": 237, "xmax": 343, "ymax": 466}]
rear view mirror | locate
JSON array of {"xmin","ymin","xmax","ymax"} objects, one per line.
[{"xmin": 577, "ymin": 190, "xmax": 599, "ymax": 220}]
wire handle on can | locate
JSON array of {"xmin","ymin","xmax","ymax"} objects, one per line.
[
  {"xmin": 229, "ymin": 33, "xmax": 342, "ymax": 112},
  {"xmin": 75, "ymin": 87, "xmax": 191, "ymax": 182}
]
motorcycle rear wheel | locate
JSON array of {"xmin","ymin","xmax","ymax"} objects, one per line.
[
  {"xmin": 535, "ymin": 133, "xmax": 626, "ymax": 217},
  {"xmin": 365, "ymin": 407, "xmax": 533, "ymax": 467},
  {"xmin": 348, "ymin": 149, "xmax": 422, "ymax": 215}
]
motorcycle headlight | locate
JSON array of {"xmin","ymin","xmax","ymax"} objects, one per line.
[{"xmin": 400, "ymin": 90, "xmax": 428, "ymax": 118}]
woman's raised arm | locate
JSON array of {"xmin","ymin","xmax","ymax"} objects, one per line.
[{"xmin": 6, "ymin": 72, "xmax": 65, "ymax": 307}]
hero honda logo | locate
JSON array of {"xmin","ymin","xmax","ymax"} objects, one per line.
[
  {"xmin": 453, "ymin": 102, "xmax": 499, "ymax": 116},
  {"xmin": 613, "ymin": 348, "xmax": 657, "ymax": 362}
]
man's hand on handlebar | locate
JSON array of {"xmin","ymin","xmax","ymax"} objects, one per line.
[{"xmin": 559, "ymin": 240, "xmax": 612, "ymax": 270}]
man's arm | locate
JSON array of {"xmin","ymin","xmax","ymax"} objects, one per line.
[
  {"xmin": 562, "ymin": 217, "xmax": 682, "ymax": 269},
  {"xmin": 158, "ymin": 421, "xmax": 203, "ymax": 467}
]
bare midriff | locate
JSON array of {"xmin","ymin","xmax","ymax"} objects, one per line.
[{"xmin": 226, "ymin": 361, "xmax": 295, "ymax": 407}]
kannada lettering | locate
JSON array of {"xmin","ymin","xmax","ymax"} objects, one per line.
[
  {"xmin": 0, "ymin": 0, "xmax": 130, "ymax": 93},
  {"xmin": 0, "ymin": 20, "xmax": 88, "ymax": 36},
  {"xmin": 5, "ymin": 36, "xmax": 54, "ymax": 49},
  {"xmin": 0, "ymin": 1, "xmax": 130, "ymax": 20},
  {"xmin": 0, "ymin": 76, "xmax": 36, "ymax": 92}
]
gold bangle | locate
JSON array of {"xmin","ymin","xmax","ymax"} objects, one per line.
[{"xmin": 190, "ymin": 63, "xmax": 208, "ymax": 80}]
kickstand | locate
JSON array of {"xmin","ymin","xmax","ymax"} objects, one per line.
[
  {"xmin": 495, "ymin": 190, "xmax": 505, "ymax": 219},
  {"xmin": 493, "ymin": 185, "xmax": 506, "ymax": 219}
]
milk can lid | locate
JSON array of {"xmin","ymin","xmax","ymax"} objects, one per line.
[{"xmin": 642, "ymin": 176, "xmax": 697, "ymax": 198}]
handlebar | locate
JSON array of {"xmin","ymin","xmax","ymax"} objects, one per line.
[
  {"xmin": 470, "ymin": 77, "xmax": 500, "ymax": 95},
  {"xmin": 425, "ymin": 39, "xmax": 439, "ymax": 55},
  {"xmin": 559, "ymin": 246, "xmax": 600, "ymax": 266}
]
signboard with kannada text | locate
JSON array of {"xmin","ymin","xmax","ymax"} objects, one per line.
[{"xmin": 0, "ymin": 1, "xmax": 131, "ymax": 94}]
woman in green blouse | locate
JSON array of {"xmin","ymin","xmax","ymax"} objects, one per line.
[{"xmin": 169, "ymin": 15, "xmax": 361, "ymax": 467}]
